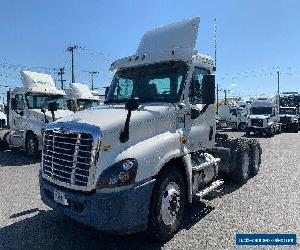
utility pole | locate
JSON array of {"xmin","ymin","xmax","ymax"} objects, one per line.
[
  {"xmin": 67, "ymin": 45, "xmax": 78, "ymax": 83},
  {"xmin": 216, "ymin": 84, "xmax": 222, "ymax": 115},
  {"xmin": 277, "ymin": 69, "xmax": 280, "ymax": 107},
  {"xmin": 84, "ymin": 71, "xmax": 99, "ymax": 90},
  {"xmin": 224, "ymin": 89, "xmax": 228, "ymax": 105},
  {"xmin": 58, "ymin": 67, "xmax": 66, "ymax": 90}
]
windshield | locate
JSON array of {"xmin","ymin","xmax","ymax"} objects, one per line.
[
  {"xmin": 280, "ymin": 108, "xmax": 296, "ymax": 115},
  {"xmin": 26, "ymin": 94, "xmax": 67, "ymax": 110},
  {"xmin": 106, "ymin": 61, "xmax": 188, "ymax": 103},
  {"xmin": 77, "ymin": 99, "xmax": 100, "ymax": 111},
  {"xmin": 251, "ymin": 107, "xmax": 272, "ymax": 115}
]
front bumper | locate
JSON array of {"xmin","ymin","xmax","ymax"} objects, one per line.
[
  {"xmin": 40, "ymin": 174, "xmax": 156, "ymax": 234},
  {"xmin": 246, "ymin": 126, "xmax": 266, "ymax": 133}
]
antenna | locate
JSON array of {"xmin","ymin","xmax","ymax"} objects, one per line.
[{"xmin": 213, "ymin": 18, "xmax": 217, "ymax": 71}]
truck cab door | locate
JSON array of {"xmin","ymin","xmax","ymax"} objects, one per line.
[{"xmin": 184, "ymin": 67, "xmax": 215, "ymax": 152}]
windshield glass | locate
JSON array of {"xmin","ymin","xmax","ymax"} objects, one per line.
[
  {"xmin": 106, "ymin": 61, "xmax": 187, "ymax": 103},
  {"xmin": 280, "ymin": 108, "xmax": 296, "ymax": 115},
  {"xmin": 26, "ymin": 94, "xmax": 67, "ymax": 110},
  {"xmin": 77, "ymin": 99, "xmax": 100, "ymax": 111},
  {"xmin": 251, "ymin": 107, "xmax": 272, "ymax": 115}
]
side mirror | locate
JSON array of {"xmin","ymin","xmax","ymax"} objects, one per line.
[
  {"xmin": 48, "ymin": 101, "xmax": 59, "ymax": 112},
  {"xmin": 66, "ymin": 100, "xmax": 76, "ymax": 112},
  {"xmin": 11, "ymin": 98, "xmax": 17, "ymax": 110},
  {"xmin": 202, "ymin": 74, "xmax": 215, "ymax": 105},
  {"xmin": 191, "ymin": 107, "xmax": 200, "ymax": 119},
  {"xmin": 125, "ymin": 97, "xmax": 139, "ymax": 111}
]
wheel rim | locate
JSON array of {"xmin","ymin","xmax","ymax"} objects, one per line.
[
  {"xmin": 242, "ymin": 152, "xmax": 250, "ymax": 178},
  {"xmin": 27, "ymin": 139, "xmax": 35, "ymax": 155},
  {"xmin": 253, "ymin": 147, "xmax": 260, "ymax": 170},
  {"xmin": 160, "ymin": 182, "xmax": 181, "ymax": 226}
]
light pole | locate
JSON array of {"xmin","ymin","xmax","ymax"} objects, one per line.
[
  {"xmin": 67, "ymin": 45, "xmax": 78, "ymax": 83},
  {"xmin": 277, "ymin": 68, "xmax": 280, "ymax": 107}
]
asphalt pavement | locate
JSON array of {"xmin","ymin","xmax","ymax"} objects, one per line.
[{"xmin": 0, "ymin": 132, "xmax": 299, "ymax": 249}]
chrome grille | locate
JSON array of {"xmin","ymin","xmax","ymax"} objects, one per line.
[
  {"xmin": 251, "ymin": 119, "xmax": 263, "ymax": 127},
  {"xmin": 42, "ymin": 129, "xmax": 93, "ymax": 187},
  {"xmin": 280, "ymin": 116, "xmax": 291, "ymax": 124}
]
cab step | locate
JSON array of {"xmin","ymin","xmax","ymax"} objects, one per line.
[{"xmin": 193, "ymin": 179, "xmax": 224, "ymax": 200}]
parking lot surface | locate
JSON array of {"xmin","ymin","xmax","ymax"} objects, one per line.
[{"xmin": 0, "ymin": 132, "xmax": 299, "ymax": 249}]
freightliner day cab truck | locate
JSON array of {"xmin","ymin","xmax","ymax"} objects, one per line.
[
  {"xmin": 65, "ymin": 82, "xmax": 101, "ymax": 112},
  {"xmin": 0, "ymin": 71, "xmax": 73, "ymax": 156},
  {"xmin": 245, "ymin": 96, "xmax": 281, "ymax": 137},
  {"xmin": 39, "ymin": 18, "xmax": 262, "ymax": 241}
]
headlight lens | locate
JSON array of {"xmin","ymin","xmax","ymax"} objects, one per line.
[{"xmin": 96, "ymin": 159, "xmax": 138, "ymax": 189}]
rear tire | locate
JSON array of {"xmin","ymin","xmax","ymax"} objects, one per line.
[
  {"xmin": 249, "ymin": 140, "xmax": 261, "ymax": 176},
  {"xmin": 238, "ymin": 123, "xmax": 246, "ymax": 132},
  {"xmin": 147, "ymin": 167, "xmax": 186, "ymax": 242},
  {"xmin": 25, "ymin": 134, "xmax": 39, "ymax": 157},
  {"xmin": 231, "ymin": 139, "xmax": 251, "ymax": 184}
]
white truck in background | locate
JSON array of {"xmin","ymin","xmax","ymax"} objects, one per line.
[
  {"xmin": 39, "ymin": 18, "xmax": 262, "ymax": 241},
  {"xmin": 218, "ymin": 104, "xmax": 249, "ymax": 131},
  {"xmin": 0, "ymin": 71, "xmax": 73, "ymax": 156},
  {"xmin": 65, "ymin": 83, "xmax": 101, "ymax": 112},
  {"xmin": 245, "ymin": 96, "xmax": 281, "ymax": 137},
  {"xmin": 279, "ymin": 106, "xmax": 299, "ymax": 132}
]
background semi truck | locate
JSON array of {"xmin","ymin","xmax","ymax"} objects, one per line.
[
  {"xmin": 0, "ymin": 71, "xmax": 73, "ymax": 156},
  {"xmin": 39, "ymin": 18, "xmax": 262, "ymax": 241},
  {"xmin": 218, "ymin": 104, "xmax": 249, "ymax": 131},
  {"xmin": 246, "ymin": 96, "xmax": 281, "ymax": 137},
  {"xmin": 279, "ymin": 106, "xmax": 299, "ymax": 132},
  {"xmin": 65, "ymin": 82, "xmax": 101, "ymax": 112}
]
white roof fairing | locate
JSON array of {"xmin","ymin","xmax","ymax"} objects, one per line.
[
  {"xmin": 18, "ymin": 70, "xmax": 65, "ymax": 95},
  {"xmin": 137, "ymin": 17, "xmax": 200, "ymax": 55},
  {"xmin": 110, "ymin": 17, "xmax": 201, "ymax": 71},
  {"xmin": 65, "ymin": 83, "xmax": 100, "ymax": 100}
]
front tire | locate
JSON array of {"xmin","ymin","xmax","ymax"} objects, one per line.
[
  {"xmin": 147, "ymin": 167, "xmax": 186, "ymax": 242},
  {"xmin": 25, "ymin": 134, "xmax": 39, "ymax": 157}
]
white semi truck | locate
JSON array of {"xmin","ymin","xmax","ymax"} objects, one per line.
[
  {"xmin": 65, "ymin": 82, "xmax": 101, "ymax": 112},
  {"xmin": 218, "ymin": 104, "xmax": 249, "ymax": 131},
  {"xmin": 39, "ymin": 18, "xmax": 262, "ymax": 241},
  {"xmin": 279, "ymin": 106, "xmax": 299, "ymax": 132},
  {"xmin": 245, "ymin": 96, "xmax": 281, "ymax": 137},
  {"xmin": 0, "ymin": 71, "xmax": 73, "ymax": 156}
]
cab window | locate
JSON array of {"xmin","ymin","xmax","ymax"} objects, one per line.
[
  {"xmin": 189, "ymin": 68, "xmax": 208, "ymax": 104},
  {"xmin": 15, "ymin": 94, "xmax": 25, "ymax": 110}
]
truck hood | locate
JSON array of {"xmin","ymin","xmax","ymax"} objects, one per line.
[
  {"xmin": 55, "ymin": 104, "xmax": 176, "ymax": 135},
  {"xmin": 249, "ymin": 114, "xmax": 271, "ymax": 120},
  {"xmin": 29, "ymin": 109, "xmax": 73, "ymax": 122}
]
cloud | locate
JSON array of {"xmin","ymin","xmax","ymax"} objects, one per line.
[{"xmin": 230, "ymin": 83, "xmax": 238, "ymax": 87}]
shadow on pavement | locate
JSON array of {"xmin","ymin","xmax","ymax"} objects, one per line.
[
  {"xmin": 0, "ymin": 210, "xmax": 163, "ymax": 249},
  {"xmin": 0, "ymin": 201, "xmax": 218, "ymax": 249},
  {"xmin": 0, "ymin": 150, "xmax": 40, "ymax": 167}
]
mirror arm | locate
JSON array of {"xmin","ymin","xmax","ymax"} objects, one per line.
[
  {"xmin": 199, "ymin": 104, "xmax": 210, "ymax": 116},
  {"xmin": 119, "ymin": 110, "xmax": 132, "ymax": 143}
]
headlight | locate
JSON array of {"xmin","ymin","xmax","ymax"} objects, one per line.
[{"xmin": 96, "ymin": 159, "xmax": 138, "ymax": 189}]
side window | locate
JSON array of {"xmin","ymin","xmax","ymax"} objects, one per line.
[
  {"xmin": 113, "ymin": 78, "xmax": 133, "ymax": 99},
  {"xmin": 189, "ymin": 68, "xmax": 207, "ymax": 104},
  {"xmin": 15, "ymin": 94, "xmax": 25, "ymax": 110}
]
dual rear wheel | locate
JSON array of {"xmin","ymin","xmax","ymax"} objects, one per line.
[{"xmin": 231, "ymin": 139, "xmax": 261, "ymax": 183}]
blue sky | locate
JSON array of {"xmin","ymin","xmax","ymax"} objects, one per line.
[{"xmin": 0, "ymin": 0, "xmax": 300, "ymax": 99}]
